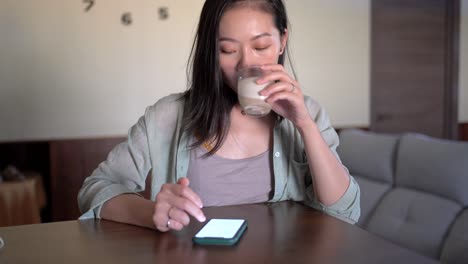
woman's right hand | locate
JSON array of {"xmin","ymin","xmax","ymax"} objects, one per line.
[{"xmin": 153, "ymin": 177, "xmax": 206, "ymax": 232}]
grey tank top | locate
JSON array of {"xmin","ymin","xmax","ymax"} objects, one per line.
[{"xmin": 187, "ymin": 146, "xmax": 274, "ymax": 207}]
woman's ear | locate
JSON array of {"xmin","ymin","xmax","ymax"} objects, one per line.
[{"xmin": 280, "ymin": 29, "xmax": 289, "ymax": 54}]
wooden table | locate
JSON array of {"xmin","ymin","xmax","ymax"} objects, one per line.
[{"xmin": 0, "ymin": 202, "xmax": 438, "ymax": 263}]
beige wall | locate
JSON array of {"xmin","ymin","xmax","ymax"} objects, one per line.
[
  {"xmin": 286, "ymin": 1, "xmax": 369, "ymax": 127},
  {"xmin": 0, "ymin": 0, "xmax": 204, "ymax": 141},
  {"xmin": 1, "ymin": 0, "xmax": 464, "ymax": 141}
]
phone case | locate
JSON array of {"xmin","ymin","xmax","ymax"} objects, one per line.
[{"xmin": 192, "ymin": 220, "xmax": 248, "ymax": 246}]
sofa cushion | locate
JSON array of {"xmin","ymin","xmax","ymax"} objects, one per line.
[
  {"xmin": 441, "ymin": 209, "xmax": 468, "ymax": 264},
  {"xmin": 366, "ymin": 188, "xmax": 461, "ymax": 259},
  {"xmin": 338, "ymin": 129, "xmax": 399, "ymax": 184},
  {"xmin": 354, "ymin": 176, "xmax": 391, "ymax": 227},
  {"xmin": 395, "ymin": 134, "xmax": 468, "ymax": 205}
]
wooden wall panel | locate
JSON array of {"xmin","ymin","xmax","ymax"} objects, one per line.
[
  {"xmin": 49, "ymin": 137, "xmax": 125, "ymax": 221},
  {"xmin": 370, "ymin": 0, "xmax": 459, "ymax": 139},
  {"xmin": 459, "ymin": 123, "xmax": 468, "ymax": 141}
]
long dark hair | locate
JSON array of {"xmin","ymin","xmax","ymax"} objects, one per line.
[{"xmin": 182, "ymin": 0, "xmax": 291, "ymax": 156}]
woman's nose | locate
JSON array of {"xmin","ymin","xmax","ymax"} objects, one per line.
[{"xmin": 238, "ymin": 49, "xmax": 256, "ymax": 69}]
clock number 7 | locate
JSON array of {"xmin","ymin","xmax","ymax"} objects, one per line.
[{"xmin": 83, "ymin": 0, "xmax": 95, "ymax": 12}]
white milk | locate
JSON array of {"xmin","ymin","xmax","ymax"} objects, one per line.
[{"xmin": 237, "ymin": 76, "xmax": 271, "ymax": 116}]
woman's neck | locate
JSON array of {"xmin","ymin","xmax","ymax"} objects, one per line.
[
  {"xmin": 230, "ymin": 104, "xmax": 275, "ymax": 130},
  {"xmin": 211, "ymin": 104, "xmax": 274, "ymax": 160}
]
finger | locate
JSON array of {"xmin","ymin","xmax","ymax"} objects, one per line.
[
  {"xmin": 266, "ymin": 90, "xmax": 301, "ymax": 105},
  {"xmin": 259, "ymin": 82, "xmax": 287, "ymax": 96},
  {"xmin": 153, "ymin": 199, "xmax": 192, "ymax": 231},
  {"xmin": 153, "ymin": 199, "xmax": 171, "ymax": 231},
  {"xmin": 260, "ymin": 64, "xmax": 287, "ymax": 72},
  {"xmin": 157, "ymin": 183, "xmax": 205, "ymax": 222},
  {"xmin": 153, "ymin": 212, "xmax": 170, "ymax": 232},
  {"xmin": 256, "ymin": 71, "xmax": 292, "ymax": 85},
  {"xmin": 260, "ymin": 82, "xmax": 301, "ymax": 98},
  {"xmin": 172, "ymin": 183, "xmax": 204, "ymax": 209},
  {"xmin": 177, "ymin": 177, "xmax": 190, "ymax": 187},
  {"xmin": 169, "ymin": 207, "xmax": 191, "ymax": 226},
  {"xmin": 167, "ymin": 218, "xmax": 184, "ymax": 231},
  {"xmin": 158, "ymin": 182, "xmax": 205, "ymax": 221},
  {"xmin": 171, "ymin": 195, "xmax": 206, "ymax": 222}
]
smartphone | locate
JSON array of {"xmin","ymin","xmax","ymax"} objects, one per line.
[{"xmin": 192, "ymin": 219, "xmax": 248, "ymax": 246}]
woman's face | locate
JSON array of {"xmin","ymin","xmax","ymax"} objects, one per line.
[{"xmin": 218, "ymin": 6, "xmax": 287, "ymax": 91}]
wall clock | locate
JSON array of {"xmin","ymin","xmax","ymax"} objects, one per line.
[{"xmin": 82, "ymin": 0, "xmax": 170, "ymax": 26}]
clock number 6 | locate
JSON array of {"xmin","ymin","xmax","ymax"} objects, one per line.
[
  {"xmin": 121, "ymin": 12, "xmax": 132, "ymax": 26},
  {"xmin": 83, "ymin": 0, "xmax": 95, "ymax": 12}
]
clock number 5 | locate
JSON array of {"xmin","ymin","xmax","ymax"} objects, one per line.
[{"xmin": 83, "ymin": 0, "xmax": 95, "ymax": 12}]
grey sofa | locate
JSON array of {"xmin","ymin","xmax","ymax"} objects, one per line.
[{"xmin": 337, "ymin": 129, "xmax": 468, "ymax": 264}]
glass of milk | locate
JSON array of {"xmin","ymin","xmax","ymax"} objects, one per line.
[{"xmin": 237, "ymin": 66, "xmax": 272, "ymax": 117}]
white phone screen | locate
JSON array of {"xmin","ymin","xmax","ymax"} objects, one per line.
[{"xmin": 194, "ymin": 219, "xmax": 245, "ymax": 239}]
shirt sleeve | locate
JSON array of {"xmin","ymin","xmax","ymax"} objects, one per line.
[
  {"xmin": 302, "ymin": 97, "xmax": 361, "ymax": 224},
  {"xmin": 77, "ymin": 112, "xmax": 152, "ymax": 219},
  {"xmin": 305, "ymin": 176, "xmax": 361, "ymax": 224}
]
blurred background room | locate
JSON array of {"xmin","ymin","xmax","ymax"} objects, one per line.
[{"xmin": 0, "ymin": 0, "xmax": 466, "ymax": 226}]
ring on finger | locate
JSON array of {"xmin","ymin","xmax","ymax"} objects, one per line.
[
  {"xmin": 166, "ymin": 206, "xmax": 173, "ymax": 228},
  {"xmin": 290, "ymin": 84, "xmax": 296, "ymax": 92}
]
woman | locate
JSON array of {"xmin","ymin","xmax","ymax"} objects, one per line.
[{"xmin": 78, "ymin": 0, "xmax": 360, "ymax": 232}]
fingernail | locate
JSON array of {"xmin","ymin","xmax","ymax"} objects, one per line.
[{"xmin": 200, "ymin": 215, "xmax": 206, "ymax": 222}]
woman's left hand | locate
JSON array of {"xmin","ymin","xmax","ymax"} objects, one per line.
[{"xmin": 258, "ymin": 64, "xmax": 312, "ymax": 129}]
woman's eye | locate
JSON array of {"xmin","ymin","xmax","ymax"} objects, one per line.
[
  {"xmin": 255, "ymin": 46, "xmax": 271, "ymax": 51},
  {"xmin": 220, "ymin": 47, "xmax": 236, "ymax": 54}
]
